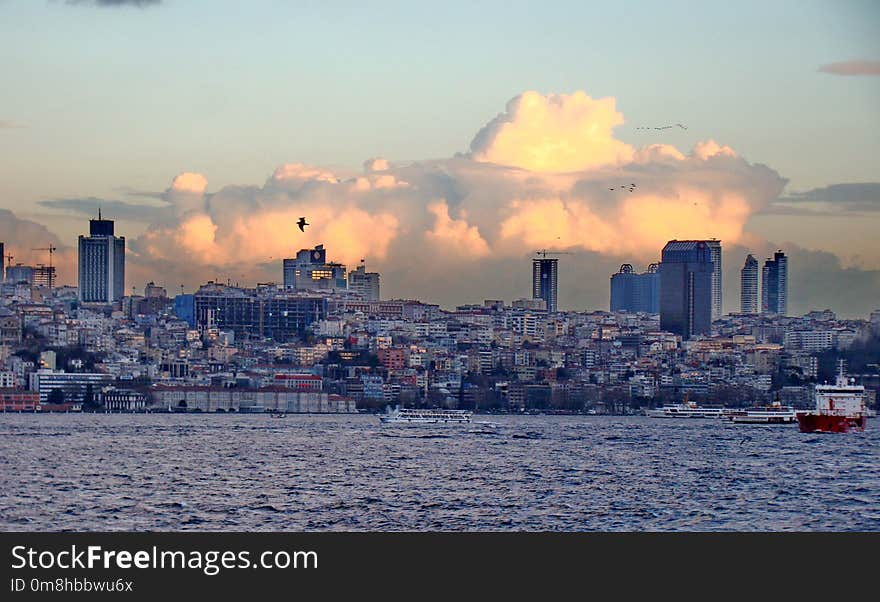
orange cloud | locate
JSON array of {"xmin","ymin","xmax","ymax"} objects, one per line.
[{"xmin": 470, "ymin": 91, "xmax": 634, "ymax": 172}]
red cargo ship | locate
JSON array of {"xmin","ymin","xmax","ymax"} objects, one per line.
[{"xmin": 797, "ymin": 362, "xmax": 867, "ymax": 434}]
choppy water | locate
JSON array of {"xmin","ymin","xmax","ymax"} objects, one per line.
[{"xmin": 1, "ymin": 414, "xmax": 878, "ymax": 531}]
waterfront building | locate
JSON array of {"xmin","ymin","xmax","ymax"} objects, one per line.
[
  {"xmin": 27, "ymin": 370, "xmax": 112, "ymax": 404},
  {"xmin": 78, "ymin": 212, "xmax": 125, "ymax": 303},
  {"xmin": 740, "ymin": 254, "xmax": 759, "ymax": 314},
  {"xmin": 610, "ymin": 263, "xmax": 660, "ymax": 313},
  {"xmin": 762, "ymin": 250, "xmax": 788, "ymax": 316},
  {"xmin": 532, "ymin": 257, "xmax": 558, "ymax": 313},
  {"xmin": 660, "ymin": 240, "xmax": 713, "ymax": 339}
]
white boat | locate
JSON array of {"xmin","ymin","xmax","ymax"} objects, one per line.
[
  {"xmin": 379, "ymin": 406, "xmax": 472, "ymax": 424},
  {"xmin": 726, "ymin": 403, "xmax": 797, "ymax": 424},
  {"xmin": 645, "ymin": 400, "xmax": 725, "ymax": 419}
]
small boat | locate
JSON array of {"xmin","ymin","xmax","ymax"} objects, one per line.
[
  {"xmin": 726, "ymin": 402, "xmax": 797, "ymax": 424},
  {"xmin": 270, "ymin": 412, "xmax": 286, "ymax": 418},
  {"xmin": 379, "ymin": 406, "xmax": 472, "ymax": 424}
]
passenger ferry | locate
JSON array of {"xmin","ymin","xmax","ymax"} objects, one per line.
[
  {"xmin": 645, "ymin": 400, "xmax": 726, "ymax": 419},
  {"xmin": 726, "ymin": 402, "xmax": 797, "ymax": 424},
  {"xmin": 797, "ymin": 362, "xmax": 867, "ymax": 434},
  {"xmin": 379, "ymin": 406, "xmax": 472, "ymax": 424}
]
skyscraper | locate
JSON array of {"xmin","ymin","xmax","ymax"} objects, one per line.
[
  {"xmin": 660, "ymin": 240, "xmax": 714, "ymax": 339},
  {"xmin": 610, "ymin": 263, "xmax": 660, "ymax": 313},
  {"xmin": 348, "ymin": 262, "xmax": 380, "ymax": 301},
  {"xmin": 532, "ymin": 257, "xmax": 558, "ymax": 313},
  {"xmin": 740, "ymin": 254, "xmax": 759, "ymax": 314},
  {"xmin": 761, "ymin": 250, "xmax": 788, "ymax": 316},
  {"xmin": 78, "ymin": 212, "xmax": 125, "ymax": 303},
  {"xmin": 0, "ymin": 242, "xmax": 4, "ymax": 283},
  {"xmin": 707, "ymin": 239, "xmax": 722, "ymax": 320}
]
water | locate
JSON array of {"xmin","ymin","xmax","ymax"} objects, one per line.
[{"xmin": 1, "ymin": 414, "xmax": 878, "ymax": 531}]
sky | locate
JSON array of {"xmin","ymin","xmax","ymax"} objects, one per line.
[{"xmin": 1, "ymin": 0, "xmax": 879, "ymax": 317}]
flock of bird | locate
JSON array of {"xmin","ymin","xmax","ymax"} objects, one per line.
[
  {"xmin": 636, "ymin": 123, "xmax": 688, "ymax": 131},
  {"xmin": 609, "ymin": 183, "xmax": 637, "ymax": 193}
]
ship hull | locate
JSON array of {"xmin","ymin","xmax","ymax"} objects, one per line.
[{"xmin": 796, "ymin": 413, "xmax": 866, "ymax": 434}]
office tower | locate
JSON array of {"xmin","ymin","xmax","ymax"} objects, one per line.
[
  {"xmin": 78, "ymin": 212, "xmax": 125, "ymax": 303},
  {"xmin": 761, "ymin": 250, "xmax": 788, "ymax": 316},
  {"xmin": 282, "ymin": 244, "xmax": 347, "ymax": 291},
  {"xmin": 0, "ymin": 242, "xmax": 3, "ymax": 282},
  {"xmin": 610, "ymin": 263, "xmax": 661, "ymax": 313},
  {"xmin": 660, "ymin": 240, "xmax": 714, "ymax": 339},
  {"xmin": 6, "ymin": 264, "xmax": 35, "ymax": 285},
  {"xmin": 348, "ymin": 262, "xmax": 380, "ymax": 301},
  {"xmin": 532, "ymin": 257, "xmax": 558, "ymax": 313},
  {"xmin": 740, "ymin": 254, "xmax": 759, "ymax": 314},
  {"xmin": 707, "ymin": 239, "xmax": 722, "ymax": 320}
]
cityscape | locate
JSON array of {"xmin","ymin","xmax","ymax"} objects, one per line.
[
  {"xmin": 1, "ymin": 216, "xmax": 877, "ymax": 416},
  {"xmin": 1, "ymin": 1, "xmax": 878, "ymax": 542}
]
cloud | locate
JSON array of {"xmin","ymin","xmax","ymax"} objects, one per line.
[
  {"xmin": 26, "ymin": 88, "xmax": 876, "ymax": 315},
  {"xmin": 0, "ymin": 121, "xmax": 27, "ymax": 129},
  {"xmin": 0, "ymin": 209, "xmax": 77, "ymax": 283},
  {"xmin": 766, "ymin": 182, "xmax": 880, "ymax": 215},
  {"xmin": 470, "ymin": 91, "xmax": 634, "ymax": 172},
  {"xmin": 39, "ymin": 197, "xmax": 168, "ymax": 222},
  {"xmin": 64, "ymin": 0, "xmax": 162, "ymax": 7},
  {"xmin": 818, "ymin": 60, "xmax": 880, "ymax": 76},
  {"xmin": 122, "ymin": 90, "xmax": 787, "ymax": 311}
]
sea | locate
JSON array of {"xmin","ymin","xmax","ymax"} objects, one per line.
[{"xmin": 1, "ymin": 413, "xmax": 878, "ymax": 531}]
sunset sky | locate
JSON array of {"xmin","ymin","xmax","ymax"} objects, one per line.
[{"xmin": 1, "ymin": 0, "xmax": 879, "ymax": 316}]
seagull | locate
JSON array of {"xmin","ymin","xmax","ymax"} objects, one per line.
[{"xmin": 297, "ymin": 217, "xmax": 309, "ymax": 232}]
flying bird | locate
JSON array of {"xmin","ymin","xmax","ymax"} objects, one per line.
[
  {"xmin": 636, "ymin": 123, "xmax": 688, "ymax": 131},
  {"xmin": 297, "ymin": 217, "xmax": 309, "ymax": 232}
]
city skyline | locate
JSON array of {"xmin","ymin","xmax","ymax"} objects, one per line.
[{"xmin": 1, "ymin": 2, "xmax": 879, "ymax": 318}]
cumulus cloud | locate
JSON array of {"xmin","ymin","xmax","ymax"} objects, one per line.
[
  {"xmin": 818, "ymin": 60, "xmax": 880, "ymax": 76},
  {"xmin": 119, "ymin": 89, "xmax": 794, "ymax": 310},
  {"xmin": 470, "ymin": 91, "xmax": 634, "ymax": 172},
  {"xmin": 776, "ymin": 182, "xmax": 880, "ymax": 214}
]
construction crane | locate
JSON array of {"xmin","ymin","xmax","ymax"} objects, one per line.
[
  {"xmin": 32, "ymin": 244, "xmax": 57, "ymax": 289},
  {"xmin": 534, "ymin": 249, "xmax": 574, "ymax": 258}
]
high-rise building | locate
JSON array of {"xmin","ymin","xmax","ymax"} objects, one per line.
[
  {"xmin": 5, "ymin": 264, "xmax": 35, "ymax": 285},
  {"xmin": 0, "ymin": 242, "xmax": 4, "ymax": 283},
  {"xmin": 33, "ymin": 266, "xmax": 56, "ymax": 289},
  {"xmin": 78, "ymin": 212, "xmax": 125, "ymax": 303},
  {"xmin": 740, "ymin": 254, "xmax": 759, "ymax": 314},
  {"xmin": 660, "ymin": 240, "xmax": 714, "ymax": 339},
  {"xmin": 761, "ymin": 250, "xmax": 788, "ymax": 316},
  {"xmin": 532, "ymin": 257, "xmax": 558, "ymax": 313},
  {"xmin": 348, "ymin": 262, "xmax": 380, "ymax": 301},
  {"xmin": 610, "ymin": 263, "xmax": 660, "ymax": 313},
  {"xmin": 707, "ymin": 239, "xmax": 722, "ymax": 320},
  {"xmin": 282, "ymin": 244, "xmax": 347, "ymax": 291}
]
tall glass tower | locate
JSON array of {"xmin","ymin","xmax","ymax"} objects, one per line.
[
  {"xmin": 761, "ymin": 250, "xmax": 788, "ymax": 315},
  {"xmin": 78, "ymin": 212, "xmax": 125, "ymax": 303},
  {"xmin": 707, "ymin": 239, "xmax": 722, "ymax": 321},
  {"xmin": 740, "ymin": 254, "xmax": 759, "ymax": 314},
  {"xmin": 660, "ymin": 240, "xmax": 714, "ymax": 339},
  {"xmin": 532, "ymin": 257, "xmax": 558, "ymax": 313}
]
